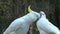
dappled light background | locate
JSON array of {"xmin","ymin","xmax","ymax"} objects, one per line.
[{"xmin": 0, "ymin": 0, "xmax": 60, "ymax": 34}]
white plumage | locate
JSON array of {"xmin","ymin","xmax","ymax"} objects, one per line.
[
  {"xmin": 36, "ymin": 11, "xmax": 60, "ymax": 34},
  {"xmin": 3, "ymin": 6, "xmax": 40, "ymax": 34}
]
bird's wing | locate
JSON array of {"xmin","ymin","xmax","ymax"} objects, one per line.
[
  {"xmin": 37, "ymin": 18, "xmax": 59, "ymax": 34},
  {"xmin": 3, "ymin": 18, "xmax": 23, "ymax": 34},
  {"xmin": 10, "ymin": 31, "xmax": 16, "ymax": 34},
  {"xmin": 40, "ymin": 29, "xmax": 48, "ymax": 34}
]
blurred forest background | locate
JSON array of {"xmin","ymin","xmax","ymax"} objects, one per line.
[{"xmin": 0, "ymin": 0, "xmax": 60, "ymax": 34}]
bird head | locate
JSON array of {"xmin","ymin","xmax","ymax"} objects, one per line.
[
  {"xmin": 40, "ymin": 11, "xmax": 46, "ymax": 18},
  {"xmin": 28, "ymin": 5, "xmax": 40, "ymax": 19}
]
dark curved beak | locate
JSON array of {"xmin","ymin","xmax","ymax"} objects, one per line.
[{"xmin": 40, "ymin": 13, "xmax": 42, "ymax": 18}]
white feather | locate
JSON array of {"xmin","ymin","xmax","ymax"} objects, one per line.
[
  {"xmin": 3, "ymin": 11, "xmax": 40, "ymax": 34},
  {"xmin": 37, "ymin": 11, "xmax": 60, "ymax": 34}
]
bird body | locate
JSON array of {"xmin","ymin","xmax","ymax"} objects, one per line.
[
  {"xmin": 39, "ymin": 29, "xmax": 48, "ymax": 34},
  {"xmin": 37, "ymin": 11, "xmax": 60, "ymax": 34},
  {"xmin": 3, "ymin": 5, "xmax": 40, "ymax": 34}
]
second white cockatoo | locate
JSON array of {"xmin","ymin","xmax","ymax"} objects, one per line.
[
  {"xmin": 3, "ymin": 5, "xmax": 40, "ymax": 34},
  {"xmin": 36, "ymin": 11, "xmax": 60, "ymax": 34}
]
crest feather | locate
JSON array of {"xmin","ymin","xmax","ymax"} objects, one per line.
[{"xmin": 28, "ymin": 5, "xmax": 33, "ymax": 13}]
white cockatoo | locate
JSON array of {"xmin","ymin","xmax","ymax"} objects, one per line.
[
  {"xmin": 36, "ymin": 11, "xmax": 60, "ymax": 34},
  {"xmin": 3, "ymin": 5, "xmax": 40, "ymax": 34}
]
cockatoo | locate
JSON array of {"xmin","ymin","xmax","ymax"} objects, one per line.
[
  {"xmin": 36, "ymin": 11, "xmax": 60, "ymax": 34},
  {"xmin": 3, "ymin": 5, "xmax": 40, "ymax": 34}
]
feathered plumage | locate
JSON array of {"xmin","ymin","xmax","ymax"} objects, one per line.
[
  {"xmin": 3, "ymin": 5, "xmax": 40, "ymax": 34},
  {"xmin": 37, "ymin": 11, "xmax": 60, "ymax": 34}
]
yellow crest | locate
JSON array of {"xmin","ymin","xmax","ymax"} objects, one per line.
[{"xmin": 28, "ymin": 5, "xmax": 33, "ymax": 13}]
